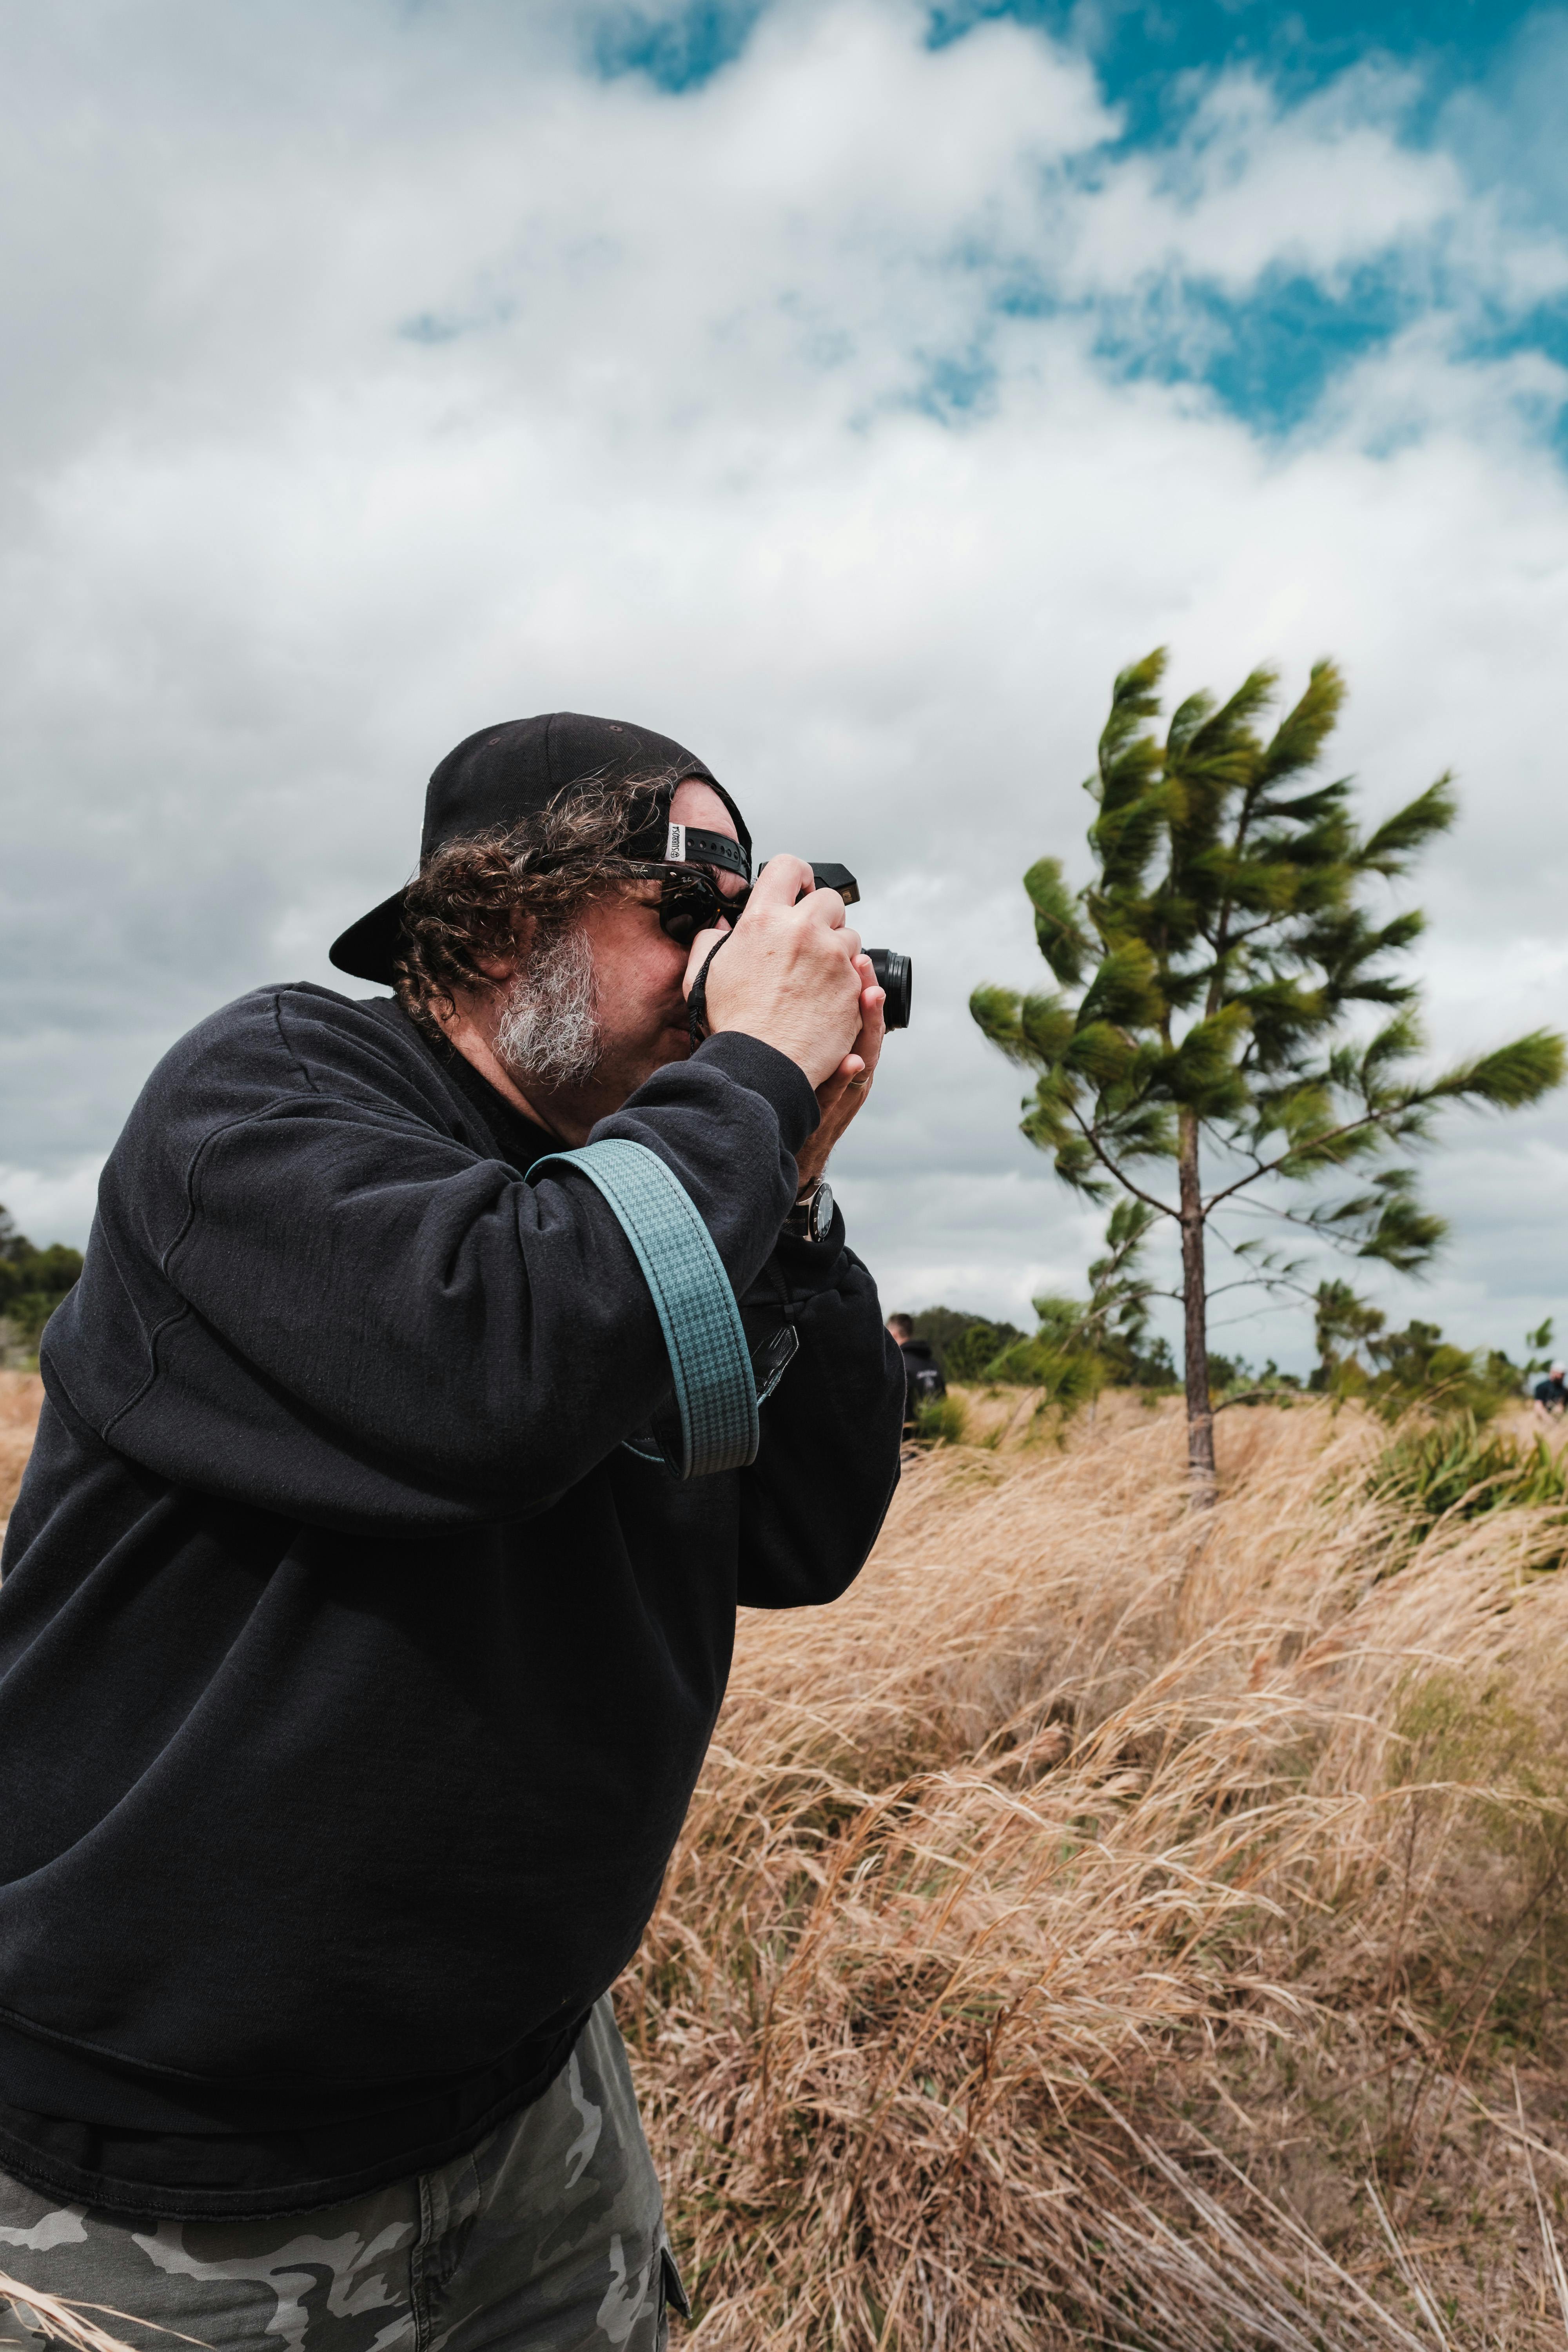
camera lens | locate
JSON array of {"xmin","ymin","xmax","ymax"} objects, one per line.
[{"xmin": 866, "ymin": 948, "xmax": 911, "ymax": 1029}]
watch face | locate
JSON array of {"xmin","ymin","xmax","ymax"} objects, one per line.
[{"xmin": 809, "ymin": 1180, "xmax": 834, "ymax": 1244}]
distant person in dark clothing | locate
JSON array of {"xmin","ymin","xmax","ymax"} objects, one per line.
[
  {"xmin": 889, "ymin": 1311, "xmax": 946, "ymax": 1435},
  {"xmin": 1535, "ymin": 1362, "xmax": 1568, "ymax": 1417}
]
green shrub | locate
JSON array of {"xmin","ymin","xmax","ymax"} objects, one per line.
[
  {"xmin": 943, "ymin": 1319, "xmax": 1026, "ymax": 1383},
  {"xmin": 0, "ymin": 1208, "xmax": 81, "ymax": 1365},
  {"xmin": 912, "ymin": 1395, "xmax": 969, "ymax": 1447},
  {"xmin": 983, "ymin": 1332, "xmax": 1104, "ymax": 1404},
  {"xmin": 1370, "ymin": 1411, "xmax": 1568, "ymax": 1550}
]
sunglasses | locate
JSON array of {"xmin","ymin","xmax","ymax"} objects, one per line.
[
  {"xmin": 624, "ymin": 858, "xmax": 863, "ymax": 948},
  {"xmin": 623, "ymin": 861, "xmax": 752, "ymax": 946}
]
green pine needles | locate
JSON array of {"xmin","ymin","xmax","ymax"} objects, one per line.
[{"xmin": 971, "ymin": 648, "xmax": 1565, "ymax": 1487}]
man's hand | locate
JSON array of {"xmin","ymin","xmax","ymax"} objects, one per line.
[
  {"xmin": 793, "ymin": 955, "xmax": 885, "ymax": 1195},
  {"xmin": 685, "ymin": 856, "xmax": 865, "ymax": 1090}
]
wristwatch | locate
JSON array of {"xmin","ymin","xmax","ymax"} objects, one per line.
[{"xmin": 783, "ymin": 1179, "xmax": 834, "ymax": 1245}]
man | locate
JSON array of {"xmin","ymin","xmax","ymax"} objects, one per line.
[
  {"xmin": 1534, "ymin": 1361, "xmax": 1568, "ymax": 1417},
  {"xmin": 887, "ymin": 1312, "xmax": 946, "ymax": 1437},
  {"xmin": 0, "ymin": 713, "xmax": 904, "ymax": 2351}
]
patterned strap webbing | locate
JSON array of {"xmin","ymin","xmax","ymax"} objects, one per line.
[{"xmin": 528, "ymin": 1139, "xmax": 760, "ymax": 1479}]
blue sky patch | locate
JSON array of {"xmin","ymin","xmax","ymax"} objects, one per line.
[
  {"xmin": 1089, "ymin": 263, "xmax": 1419, "ymax": 434},
  {"xmin": 398, "ymin": 311, "xmax": 467, "ymax": 345},
  {"xmin": 931, "ymin": 0, "xmax": 1545, "ymax": 141},
  {"xmin": 595, "ymin": 0, "xmax": 1551, "ymax": 104},
  {"xmin": 589, "ymin": 1, "xmax": 764, "ymax": 89}
]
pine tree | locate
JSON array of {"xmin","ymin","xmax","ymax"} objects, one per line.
[
  {"xmin": 1311, "ymin": 1278, "xmax": 1385, "ymax": 1389},
  {"xmin": 971, "ymin": 650, "xmax": 1565, "ymax": 1490}
]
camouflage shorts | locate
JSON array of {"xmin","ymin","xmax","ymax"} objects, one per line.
[{"xmin": 0, "ymin": 1996, "xmax": 686, "ymax": 2352}]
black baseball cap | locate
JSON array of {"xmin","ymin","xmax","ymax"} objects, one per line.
[{"xmin": 329, "ymin": 711, "xmax": 751, "ymax": 987}]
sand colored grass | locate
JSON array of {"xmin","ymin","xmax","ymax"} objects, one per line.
[
  {"xmin": 625, "ymin": 1393, "xmax": 1568, "ymax": 2347},
  {"xmin": 0, "ymin": 1371, "xmax": 43, "ymax": 1524}
]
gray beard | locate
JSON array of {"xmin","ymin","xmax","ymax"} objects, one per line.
[{"xmin": 493, "ymin": 924, "xmax": 603, "ymax": 1093}]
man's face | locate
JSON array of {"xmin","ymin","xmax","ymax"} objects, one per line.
[{"xmin": 532, "ymin": 776, "xmax": 746, "ymax": 1120}]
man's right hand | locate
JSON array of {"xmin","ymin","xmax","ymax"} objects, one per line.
[{"xmin": 685, "ymin": 855, "xmax": 866, "ymax": 1089}]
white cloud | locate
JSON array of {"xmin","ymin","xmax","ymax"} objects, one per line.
[
  {"xmin": 0, "ymin": 1158, "xmax": 107, "ymax": 1250},
  {"xmin": 2, "ymin": 0, "xmax": 1567, "ymax": 1368},
  {"xmin": 1064, "ymin": 64, "xmax": 1464, "ymax": 292}
]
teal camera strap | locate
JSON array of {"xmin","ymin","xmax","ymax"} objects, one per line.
[{"xmin": 528, "ymin": 1139, "xmax": 760, "ymax": 1479}]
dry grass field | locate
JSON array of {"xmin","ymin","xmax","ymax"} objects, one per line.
[
  {"xmin": 8, "ymin": 1385, "xmax": 1568, "ymax": 2347},
  {"xmin": 626, "ymin": 1392, "xmax": 1568, "ymax": 2349}
]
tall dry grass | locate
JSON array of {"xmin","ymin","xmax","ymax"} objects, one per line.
[
  {"xmin": 0, "ymin": 1371, "xmax": 42, "ymax": 1524},
  {"xmin": 624, "ymin": 1394, "xmax": 1568, "ymax": 2348}
]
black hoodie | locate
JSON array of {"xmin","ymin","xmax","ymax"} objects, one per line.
[
  {"xmin": 897, "ymin": 1336, "xmax": 946, "ymax": 1419},
  {"xmin": 0, "ymin": 986, "xmax": 903, "ymax": 2216}
]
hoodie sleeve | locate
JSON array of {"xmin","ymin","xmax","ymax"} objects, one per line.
[{"xmin": 43, "ymin": 989, "xmax": 825, "ymax": 1532}]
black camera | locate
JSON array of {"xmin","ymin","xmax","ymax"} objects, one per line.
[{"xmin": 809, "ymin": 864, "xmax": 912, "ymax": 1030}]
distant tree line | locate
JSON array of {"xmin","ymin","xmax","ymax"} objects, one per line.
[
  {"xmin": 1307, "ymin": 1284, "xmax": 1555, "ymax": 1420},
  {"xmin": 909, "ymin": 1276, "xmax": 1555, "ymax": 1429},
  {"xmin": 0, "ymin": 1205, "xmax": 83, "ymax": 1362},
  {"xmin": 906, "ymin": 1201, "xmax": 1179, "ymax": 1411}
]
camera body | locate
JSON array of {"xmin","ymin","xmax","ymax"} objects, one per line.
[{"xmin": 808, "ymin": 864, "xmax": 912, "ymax": 1029}]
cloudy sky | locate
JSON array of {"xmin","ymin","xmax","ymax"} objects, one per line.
[{"xmin": 3, "ymin": 0, "xmax": 1566, "ymax": 1370}]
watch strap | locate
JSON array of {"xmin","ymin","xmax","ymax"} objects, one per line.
[{"xmin": 784, "ymin": 1181, "xmax": 830, "ymax": 1243}]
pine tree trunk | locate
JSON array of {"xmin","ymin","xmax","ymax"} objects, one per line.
[{"xmin": 1177, "ymin": 1108, "xmax": 1215, "ymax": 1496}]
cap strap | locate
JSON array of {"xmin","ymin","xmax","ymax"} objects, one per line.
[{"xmin": 664, "ymin": 822, "xmax": 751, "ymax": 882}]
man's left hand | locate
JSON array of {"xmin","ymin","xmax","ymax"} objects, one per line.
[{"xmin": 793, "ymin": 957, "xmax": 885, "ymax": 1197}]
